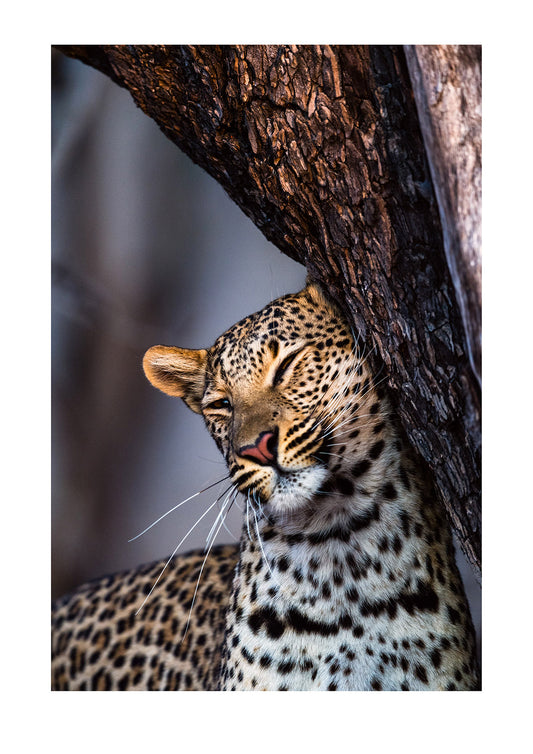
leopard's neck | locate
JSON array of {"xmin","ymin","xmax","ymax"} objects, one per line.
[{"xmin": 218, "ymin": 442, "xmax": 479, "ymax": 691}]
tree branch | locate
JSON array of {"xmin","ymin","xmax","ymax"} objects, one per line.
[{"xmin": 404, "ymin": 45, "xmax": 481, "ymax": 386}]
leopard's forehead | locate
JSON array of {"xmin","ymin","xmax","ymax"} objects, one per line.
[{"xmin": 207, "ymin": 290, "xmax": 351, "ymax": 381}]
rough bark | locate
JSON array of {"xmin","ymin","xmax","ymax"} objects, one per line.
[
  {"xmin": 404, "ymin": 45, "xmax": 481, "ymax": 386},
  {"xmin": 55, "ymin": 45, "xmax": 481, "ymax": 578}
]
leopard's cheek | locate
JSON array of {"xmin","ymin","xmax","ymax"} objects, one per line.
[
  {"xmin": 204, "ymin": 418, "xmax": 230, "ymax": 457},
  {"xmin": 228, "ymin": 461, "xmax": 276, "ymax": 502}
]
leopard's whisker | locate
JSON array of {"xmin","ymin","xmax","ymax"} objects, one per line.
[
  {"xmin": 180, "ymin": 490, "xmax": 239, "ymax": 642},
  {"xmin": 128, "ymin": 474, "xmax": 231, "ymax": 542},
  {"xmin": 325, "ymin": 388, "xmax": 391, "ymax": 433},
  {"xmin": 205, "ymin": 485, "xmax": 238, "ymax": 550},
  {"xmin": 134, "ymin": 494, "xmax": 224, "ymax": 616},
  {"xmin": 321, "ymin": 415, "xmax": 381, "ymax": 441},
  {"xmin": 319, "ymin": 374, "xmax": 391, "ymax": 437},
  {"xmin": 220, "ymin": 509, "xmax": 238, "ymax": 539},
  {"xmin": 312, "ymin": 450, "xmax": 346, "ymax": 462},
  {"xmin": 250, "ymin": 493, "xmax": 274, "ymax": 577},
  {"xmin": 311, "ymin": 369, "xmax": 367, "ymax": 433},
  {"xmin": 256, "ymin": 496, "xmax": 272, "ymax": 524},
  {"xmin": 245, "ymin": 493, "xmax": 253, "ymax": 544},
  {"xmin": 308, "ymin": 360, "xmax": 360, "ymax": 432}
]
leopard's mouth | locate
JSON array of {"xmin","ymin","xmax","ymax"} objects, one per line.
[
  {"xmin": 232, "ymin": 427, "xmax": 332, "ymax": 511},
  {"xmin": 233, "ymin": 459, "xmax": 329, "ymax": 512}
]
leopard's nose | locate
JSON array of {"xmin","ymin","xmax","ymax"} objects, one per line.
[{"xmin": 237, "ymin": 430, "xmax": 277, "ymax": 466}]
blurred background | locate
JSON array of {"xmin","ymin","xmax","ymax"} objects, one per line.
[
  {"xmin": 51, "ymin": 50, "xmax": 479, "ymax": 656},
  {"xmin": 51, "ymin": 50, "xmax": 306, "ymax": 601}
]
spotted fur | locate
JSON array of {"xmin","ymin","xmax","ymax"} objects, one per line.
[
  {"xmin": 52, "ymin": 545, "xmax": 238, "ymax": 690},
  {"xmin": 52, "ymin": 282, "xmax": 479, "ymax": 691}
]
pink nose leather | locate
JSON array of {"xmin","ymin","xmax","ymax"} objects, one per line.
[{"xmin": 238, "ymin": 431, "xmax": 276, "ymax": 464}]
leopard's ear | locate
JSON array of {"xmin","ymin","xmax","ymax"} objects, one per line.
[
  {"xmin": 143, "ymin": 346, "xmax": 207, "ymax": 414},
  {"xmin": 303, "ymin": 278, "xmax": 332, "ymax": 308}
]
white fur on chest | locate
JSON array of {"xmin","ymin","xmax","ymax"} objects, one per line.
[{"xmin": 219, "ymin": 497, "xmax": 472, "ymax": 691}]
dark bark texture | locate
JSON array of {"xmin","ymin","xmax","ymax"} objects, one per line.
[{"xmin": 56, "ymin": 45, "xmax": 481, "ymax": 578}]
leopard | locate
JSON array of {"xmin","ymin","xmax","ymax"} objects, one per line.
[{"xmin": 52, "ymin": 280, "xmax": 479, "ymax": 691}]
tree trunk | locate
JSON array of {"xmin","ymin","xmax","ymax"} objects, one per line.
[
  {"xmin": 55, "ymin": 44, "xmax": 481, "ymax": 579},
  {"xmin": 404, "ymin": 45, "xmax": 481, "ymax": 386}
]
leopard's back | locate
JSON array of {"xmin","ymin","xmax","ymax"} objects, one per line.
[{"xmin": 51, "ymin": 543, "xmax": 238, "ymax": 690}]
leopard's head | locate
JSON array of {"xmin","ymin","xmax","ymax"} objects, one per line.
[{"xmin": 143, "ymin": 282, "xmax": 388, "ymax": 516}]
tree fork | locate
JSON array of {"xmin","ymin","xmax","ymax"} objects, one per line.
[{"xmin": 55, "ymin": 44, "xmax": 481, "ymax": 578}]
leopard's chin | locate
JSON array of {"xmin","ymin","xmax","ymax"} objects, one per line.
[{"xmin": 266, "ymin": 465, "xmax": 329, "ymax": 514}]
